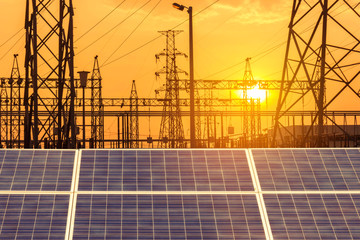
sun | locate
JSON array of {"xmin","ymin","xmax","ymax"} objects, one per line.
[
  {"xmin": 247, "ymin": 86, "xmax": 267, "ymax": 102},
  {"xmin": 235, "ymin": 85, "xmax": 267, "ymax": 102}
]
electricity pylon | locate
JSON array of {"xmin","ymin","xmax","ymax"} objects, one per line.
[
  {"xmin": 24, "ymin": 0, "xmax": 76, "ymax": 148},
  {"xmin": 242, "ymin": 58, "xmax": 261, "ymax": 147},
  {"xmin": 90, "ymin": 56, "xmax": 104, "ymax": 148},
  {"xmin": 130, "ymin": 80, "xmax": 139, "ymax": 148},
  {"xmin": 9, "ymin": 54, "xmax": 22, "ymax": 148},
  {"xmin": 156, "ymin": 30, "xmax": 187, "ymax": 148},
  {"xmin": 273, "ymin": 0, "xmax": 360, "ymax": 147}
]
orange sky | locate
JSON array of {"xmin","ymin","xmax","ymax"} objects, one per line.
[{"xmin": 0, "ymin": 0, "xmax": 291, "ymax": 100}]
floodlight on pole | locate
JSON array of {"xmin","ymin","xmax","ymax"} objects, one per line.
[
  {"xmin": 172, "ymin": 3, "xmax": 196, "ymax": 148},
  {"xmin": 172, "ymin": 3, "xmax": 185, "ymax": 11},
  {"xmin": 78, "ymin": 71, "xmax": 90, "ymax": 148}
]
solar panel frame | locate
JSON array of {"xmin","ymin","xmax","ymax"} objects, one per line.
[
  {"xmin": 0, "ymin": 194, "xmax": 70, "ymax": 239},
  {"xmin": 72, "ymin": 193, "xmax": 266, "ymax": 240},
  {"xmin": 1, "ymin": 148, "xmax": 358, "ymax": 239},
  {"xmin": 78, "ymin": 149, "xmax": 254, "ymax": 192},
  {"xmin": 263, "ymin": 193, "xmax": 360, "ymax": 240},
  {"xmin": 251, "ymin": 148, "xmax": 360, "ymax": 191},
  {"xmin": 0, "ymin": 149, "xmax": 76, "ymax": 192}
]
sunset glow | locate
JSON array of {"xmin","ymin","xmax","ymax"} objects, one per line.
[{"xmin": 235, "ymin": 85, "xmax": 267, "ymax": 102}]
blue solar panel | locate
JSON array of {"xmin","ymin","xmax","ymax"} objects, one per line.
[
  {"xmin": 252, "ymin": 148, "xmax": 360, "ymax": 191},
  {"xmin": 0, "ymin": 194, "xmax": 69, "ymax": 239},
  {"xmin": 0, "ymin": 150, "xmax": 75, "ymax": 191},
  {"xmin": 78, "ymin": 149, "xmax": 253, "ymax": 192},
  {"xmin": 264, "ymin": 194, "xmax": 360, "ymax": 239},
  {"xmin": 73, "ymin": 194, "xmax": 265, "ymax": 239}
]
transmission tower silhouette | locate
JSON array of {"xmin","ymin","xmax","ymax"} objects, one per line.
[
  {"xmin": 273, "ymin": 0, "xmax": 360, "ymax": 147},
  {"xmin": 156, "ymin": 30, "xmax": 187, "ymax": 148},
  {"xmin": 24, "ymin": 0, "xmax": 76, "ymax": 148}
]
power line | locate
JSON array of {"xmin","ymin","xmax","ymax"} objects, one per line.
[
  {"xmin": 0, "ymin": 28, "xmax": 23, "ymax": 50},
  {"xmin": 102, "ymin": 0, "xmax": 220, "ymax": 68},
  {"xmin": 0, "ymin": 33, "xmax": 24, "ymax": 62},
  {"xmin": 77, "ymin": 0, "xmax": 153, "ymax": 55},
  {"xmin": 102, "ymin": 0, "xmax": 162, "ymax": 67},
  {"xmin": 75, "ymin": 0, "xmax": 127, "ymax": 42}
]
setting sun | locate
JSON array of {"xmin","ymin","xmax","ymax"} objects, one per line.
[
  {"xmin": 247, "ymin": 86, "xmax": 267, "ymax": 102},
  {"xmin": 235, "ymin": 85, "xmax": 267, "ymax": 102}
]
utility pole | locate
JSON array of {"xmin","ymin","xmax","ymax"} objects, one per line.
[{"xmin": 172, "ymin": 3, "xmax": 195, "ymax": 148}]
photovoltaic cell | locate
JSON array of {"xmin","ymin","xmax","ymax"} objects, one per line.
[
  {"xmin": 78, "ymin": 149, "xmax": 253, "ymax": 191},
  {"xmin": 0, "ymin": 150, "xmax": 75, "ymax": 191},
  {"xmin": 0, "ymin": 194, "xmax": 69, "ymax": 239},
  {"xmin": 264, "ymin": 194, "xmax": 360, "ymax": 240},
  {"xmin": 73, "ymin": 194, "xmax": 265, "ymax": 239},
  {"xmin": 252, "ymin": 148, "xmax": 360, "ymax": 191}
]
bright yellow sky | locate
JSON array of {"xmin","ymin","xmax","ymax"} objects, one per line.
[{"xmin": 0, "ymin": 0, "xmax": 291, "ymax": 100}]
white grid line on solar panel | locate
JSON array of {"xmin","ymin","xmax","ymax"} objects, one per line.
[
  {"xmin": 261, "ymin": 190, "xmax": 360, "ymax": 194},
  {"xmin": 263, "ymin": 194, "xmax": 360, "ymax": 239},
  {"xmin": 0, "ymin": 149, "xmax": 76, "ymax": 191},
  {"xmin": 251, "ymin": 148, "xmax": 360, "ymax": 191},
  {"xmin": 248, "ymin": 150, "xmax": 274, "ymax": 240},
  {"xmin": 0, "ymin": 194, "xmax": 70, "ymax": 239},
  {"xmin": 68, "ymin": 149, "xmax": 82, "ymax": 240},
  {"xmin": 75, "ymin": 191, "xmax": 257, "ymax": 195},
  {"xmin": 71, "ymin": 194, "xmax": 266, "ymax": 239},
  {"xmin": 0, "ymin": 191, "xmax": 71, "ymax": 195},
  {"xmin": 78, "ymin": 149, "xmax": 254, "ymax": 192}
]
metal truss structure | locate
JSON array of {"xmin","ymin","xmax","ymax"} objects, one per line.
[
  {"xmin": 90, "ymin": 56, "xmax": 104, "ymax": 148},
  {"xmin": 2, "ymin": 0, "xmax": 360, "ymax": 149},
  {"xmin": 273, "ymin": 0, "xmax": 360, "ymax": 147},
  {"xmin": 156, "ymin": 30, "xmax": 187, "ymax": 148},
  {"xmin": 242, "ymin": 58, "xmax": 261, "ymax": 147},
  {"xmin": 24, "ymin": 0, "xmax": 76, "ymax": 148},
  {"xmin": 129, "ymin": 80, "xmax": 139, "ymax": 148}
]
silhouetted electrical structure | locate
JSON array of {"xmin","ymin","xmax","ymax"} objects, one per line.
[
  {"xmin": 156, "ymin": 30, "xmax": 187, "ymax": 148},
  {"xmin": 8, "ymin": 54, "xmax": 22, "ymax": 148},
  {"xmin": 273, "ymin": 0, "xmax": 360, "ymax": 147},
  {"xmin": 201, "ymin": 87, "xmax": 215, "ymax": 148},
  {"xmin": 0, "ymin": 55, "xmax": 22, "ymax": 148},
  {"xmin": 24, "ymin": 0, "xmax": 76, "ymax": 149},
  {"xmin": 3, "ymin": 1, "xmax": 360, "ymax": 149},
  {"xmin": 90, "ymin": 56, "xmax": 104, "ymax": 148},
  {"xmin": 129, "ymin": 80, "xmax": 139, "ymax": 148},
  {"xmin": 0, "ymin": 78, "xmax": 9, "ymax": 148},
  {"xmin": 242, "ymin": 58, "xmax": 261, "ymax": 147}
]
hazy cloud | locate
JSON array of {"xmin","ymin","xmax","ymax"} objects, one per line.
[{"xmin": 209, "ymin": 0, "xmax": 291, "ymax": 24}]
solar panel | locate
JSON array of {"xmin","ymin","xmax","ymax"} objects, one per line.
[
  {"xmin": 0, "ymin": 194, "xmax": 69, "ymax": 239},
  {"xmin": 78, "ymin": 149, "xmax": 254, "ymax": 192},
  {"xmin": 252, "ymin": 148, "xmax": 360, "ymax": 191},
  {"xmin": 0, "ymin": 148, "xmax": 359, "ymax": 239},
  {"xmin": 0, "ymin": 150, "xmax": 75, "ymax": 191},
  {"xmin": 72, "ymin": 194, "xmax": 265, "ymax": 239},
  {"xmin": 264, "ymin": 194, "xmax": 360, "ymax": 239}
]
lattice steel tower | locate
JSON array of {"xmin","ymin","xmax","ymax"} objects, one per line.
[
  {"xmin": 273, "ymin": 0, "xmax": 360, "ymax": 147},
  {"xmin": 242, "ymin": 58, "xmax": 261, "ymax": 147},
  {"xmin": 9, "ymin": 54, "xmax": 22, "ymax": 148},
  {"xmin": 129, "ymin": 80, "xmax": 139, "ymax": 148},
  {"xmin": 156, "ymin": 30, "xmax": 187, "ymax": 148},
  {"xmin": 90, "ymin": 56, "xmax": 104, "ymax": 148},
  {"xmin": 24, "ymin": 0, "xmax": 76, "ymax": 148},
  {"xmin": 0, "ymin": 76, "xmax": 9, "ymax": 148}
]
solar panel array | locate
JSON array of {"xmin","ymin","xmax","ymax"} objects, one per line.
[
  {"xmin": 0, "ymin": 149, "xmax": 75, "ymax": 239},
  {"xmin": 0, "ymin": 148, "xmax": 359, "ymax": 239}
]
